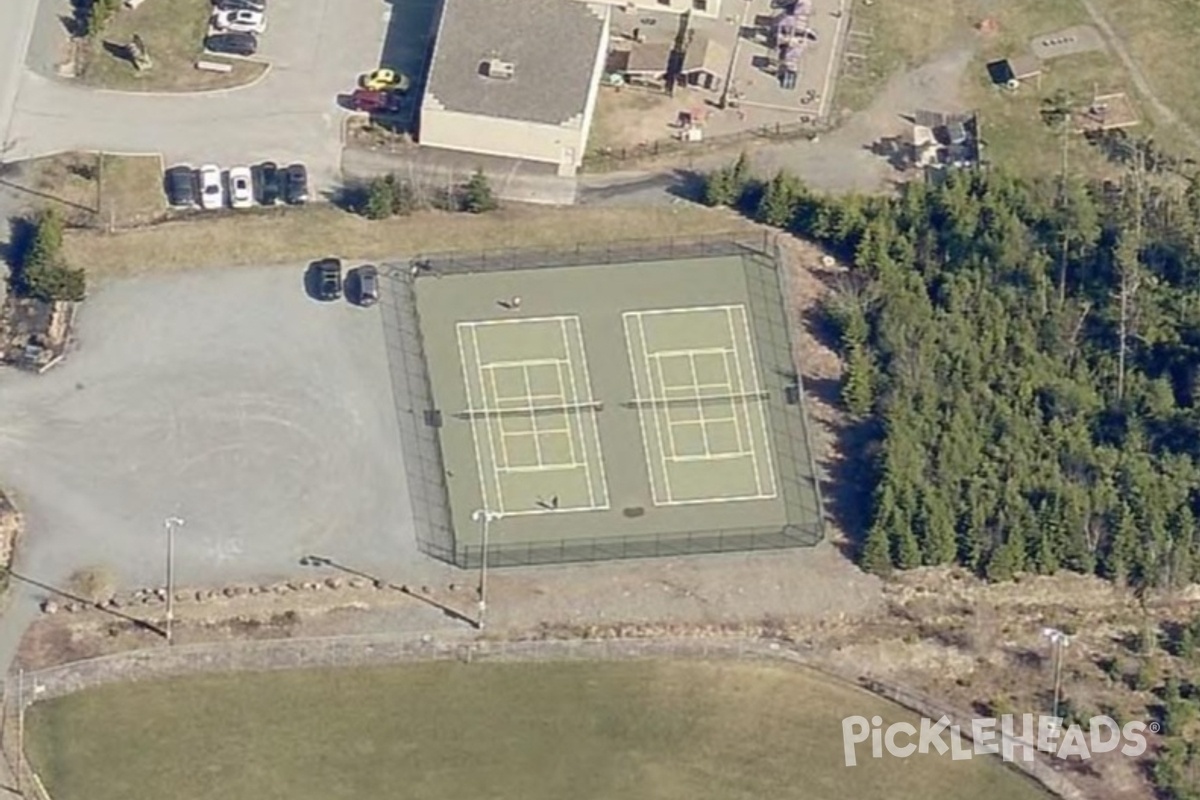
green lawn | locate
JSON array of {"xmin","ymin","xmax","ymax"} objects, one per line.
[{"xmin": 28, "ymin": 660, "xmax": 1052, "ymax": 800}]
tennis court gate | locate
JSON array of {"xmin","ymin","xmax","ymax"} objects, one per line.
[{"xmin": 380, "ymin": 233, "xmax": 828, "ymax": 568}]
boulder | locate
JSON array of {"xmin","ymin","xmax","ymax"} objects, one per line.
[
  {"xmin": 325, "ymin": 577, "xmax": 343, "ymax": 590},
  {"xmin": 41, "ymin": 600, "xmax": 58, "ymax": 614}
]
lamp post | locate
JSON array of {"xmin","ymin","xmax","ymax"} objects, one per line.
[
  {"xmin": 471, "ymin": 509, "xmax": 501, "ymax": 630},
  {"xmin": 1042, "ymin": 627, "xmax": 1071, "ymax": 722},
  {"xmin": 164, "ymin": 516, "xmax": 185, "ymax": 645}
]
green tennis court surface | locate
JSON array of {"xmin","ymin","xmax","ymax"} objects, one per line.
[
  {"xmin": 413, "ymin": 249, "xmax": 824, "ymax": 563},
  {"xmin": 624, "ymin": 305, "xmax": 777, "ymax": 506},
  {"xmin": 457, "ymin": 315, "xmax": 608, "ymax": 517}
]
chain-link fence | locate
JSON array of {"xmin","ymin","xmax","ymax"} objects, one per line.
[
  {"xmin": 377, "ymin": 232, "xmax": 827, "ymax": 568},
  {"xmin": 0, "ymin": 632, "xmax": 1079, "ymax": 800}
]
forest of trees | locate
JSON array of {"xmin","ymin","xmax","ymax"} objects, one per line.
[
  {"xmin": 704, "ymin": 153, "xmax": 1200, "ymax": 798},
  {"xmin": 708, "ymin": 154, "xmax": 1200, "ymax": 588}
]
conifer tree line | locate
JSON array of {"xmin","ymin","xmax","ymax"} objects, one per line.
[{"xmin": 705, "ymin": 154, "xmax": 1200, "ymax": 587}]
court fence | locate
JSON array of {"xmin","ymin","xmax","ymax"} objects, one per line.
[
  {"xmin": 380, "ymin": 231, "xmax": 829, "ymax": 569},
  {"xmin": 0, "ymin": 631, "xmax": 1082, "ymax": 800}
]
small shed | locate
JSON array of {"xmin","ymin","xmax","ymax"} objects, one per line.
[{"xmin": 985, "ymin": 54, "xmax": 1042, "ymax": 89}]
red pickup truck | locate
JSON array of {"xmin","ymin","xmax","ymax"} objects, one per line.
[{"xmin": 348, "ymin": 89, "xmax": 402, "ymax": 113}]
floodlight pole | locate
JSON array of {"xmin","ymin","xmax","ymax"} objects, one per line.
[
  {"xmin": 472, "ymin": 509, "xmax": 501, "ymax": 631},
  {"xmin": 1042, "ymin": 627, "xmax": 1070, "ymax": 722},
  {"xmin": 164, "ymin": 516, "xmax": 185, "ymax": 645}
]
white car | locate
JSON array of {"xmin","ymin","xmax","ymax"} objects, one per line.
[
  {"xmin": 228, "ymin": 166, "xmax": 254, "ymax": 209},
  {"xmin": 198, "ymin": 164, "xmax": 224, "ymax": 210},
  {"xmin": 212, "ymin": 8, "xmax": 265, "ymax": 34}
]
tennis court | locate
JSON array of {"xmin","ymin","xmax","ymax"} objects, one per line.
[
  {"xmin": 406, "ymin": 245, "xmax": 826, "ymax": 566},
  {"xmin": 623, "ymin": 305, "xmax": 777, "ymax": 506},
  {"xmin": 456, "ymin": 315, "xmax": 609, "ymax": 517}
]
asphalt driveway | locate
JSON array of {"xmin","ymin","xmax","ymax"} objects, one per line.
[{"xmin": 0, "ymin": 265, "xmax": 430, "ymax": 593}]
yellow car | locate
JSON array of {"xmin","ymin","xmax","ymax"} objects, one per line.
[{"xmin": 360, "ymin": 68, "xmax": 410, "ymax": 93}]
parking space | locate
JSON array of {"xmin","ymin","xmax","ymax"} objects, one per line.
[{"xmin": 0, "ymin": 265, "xmax": 434, "ymax": 589}]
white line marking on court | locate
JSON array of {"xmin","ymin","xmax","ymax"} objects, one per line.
[
  {"xmin": 466, "ymin": 315, "xmax": 578, "ymax": 328},
  {"xmin": 652, "ymin": 346, "xmax": 733, "ymax": 359},
  {"xmin": 456, "ymin": 323, "xmax": 499, "ymax": 515},
  {"xmin": 686, "ymin": 350, "xmax": 718, "ymax": 459},
  {"xmin": 488, "ymin": 367, "xmax": 518, "ymax": 471},
  {"xmin": 469, "ymin": 323, "xmax": 510, "ymax": 513},
  {"xmin": 623, "ymin": 312, "xmax": 664, "ymax": 506},
  {"xmin": 736, "ymin": 305, "xmax": 778, "ymax": 499},
  {"xmin": 520, "ymin": 363, "xmax": 548, "ymax": 467},
  {"xmin": 630, "ymin": 304, "xmax": 743, "ymax": 317},
  {"xmin": 637, "ymin": 315, "xmax": 676, "ymax": 504},
  {"xmin": 557, "ymin": 320, "xmax": 592, "ymax": 506},
  {"xmin": 486, "ymin": 357, "xmax": 566, "ymax": 369},
  {"xmin": 724, "ymin": 308, "xmax": 751, "ymax": 459},
  {"xmin": 652, "ymin": 353, "xmax": 685, "ymax": 463},
  {"xmin": 573, "ymin": 316, "xmax": 610, "ymax": 510}
]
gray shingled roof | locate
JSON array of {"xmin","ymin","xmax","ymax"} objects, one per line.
[{"xmin": 423, "ymin": 0, "xmax": 608, "ymax": 126}]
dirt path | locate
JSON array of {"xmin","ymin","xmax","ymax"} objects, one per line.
[{"xmin": 1076, "ymin": 0, "xmax": 1200, "ymax": 150}]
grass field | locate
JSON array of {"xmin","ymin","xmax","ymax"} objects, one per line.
[
  {"xmin": 61, "ymin": 205, "xmax": 749, "ymax": 277},
  {"xmin": 834, "ymin": 0, "xmax": 1199, "ymax": 178},
  {"xmin": 27, "ymin": 660, "xmax": 1053, "ymax": 800},
  {"xmin": 80, "ymin": 0, "xmax": 266, "ymax": 91},
  {"xmin": 12, "ymin": 153, "xmax": 166, "ymax": 227}
]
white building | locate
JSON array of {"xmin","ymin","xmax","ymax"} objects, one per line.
[{"xmin": 418, "ymin": 0, "xmax": 612, "ymax": 178}]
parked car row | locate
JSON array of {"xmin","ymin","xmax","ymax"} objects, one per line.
[
  {"xmin": 164, "ymin": 162, "xmax": 309, "ymax": 210},
  {"xmin": 204, "ymin": 0, "xmax": 267, "ymax": 57},
  {"xmin": 310, "ymin": 258, "xmax": 379, "ymax": 307}
]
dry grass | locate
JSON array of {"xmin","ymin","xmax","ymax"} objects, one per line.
[
  {"xmin": 833, "ymin": 0, "xmax": 975, "ymax": 112},
  {"xmin": 1087, "ymin": 0, "xmax": 1200, "ymax": 152},
  {"xmin": 14, "ymin": 154, "xmax": 165, "ymax": 227},
  {"xmin": 62, "ymin": 205, "xmax": 753, "ymax": 278},
  {"xmin": 80, "ymin": 0, "xmax": 266, "ymax": 91},
  {"xmin": 97, "ymin": 154, "xmax": 166, "ymax": 227}
]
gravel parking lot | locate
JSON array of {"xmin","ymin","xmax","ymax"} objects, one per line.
[{"xmin": 0, "ymin": 265, "xmax": 433, "ymax": 590}]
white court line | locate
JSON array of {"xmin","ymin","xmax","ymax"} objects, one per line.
[
  {"xmin": 623, "ymin": 312, "xmax": 666, "ymax": 506},
  {"xmin": 488, "ymin": 367, "xmax": 516, "ymax": 470},
  {"xmin": 573, "ymin": 316, "xmax": 610, "ymax": 510},
  {"xmin": 723, "ymin": 309, "xmax": 750, "ymax": 456},
  {"xmin": 687, "ymin": 350, "xmax": 718, "ymax": 459},
  {"xmin": 652, "ymin": 353, "xmax": 684, "ymax": 463},
  {"xmin": 520, "ymin": 364, "xmax": 548, "ymax": 468},
  {"xmin": 652, "ymin": 346, "xmax": 734, "ymax": 359},
  {"xmin": 486, "ymin": 357, "xmax": 567, "ymax": 369},
  {"xmin": 736, "ymin": 305, "xmax": 778, "ymax": 499},
  {"xmin": 467, "ymin": 314, "xmax": 580, "ymax": 328},
  {"xmin": 470, "ymin": 324, "xmax": 510, "ymax": 513},
  {"xmin": 673, "ymin": 452, "xmax": 747, "ymax": 463},
  {"xmin": 456, "ymin": 323, "xmax": 500, "ymax": 516},
  {"xmin": 638, "ymin": 317, "xmax": 676, "ymax": 503},
  {"xmin": 631, "ymin": 304, "xmax": 743, "ymax": 317},
  {"xmin": 557, "ymin": 319, "xmax": 592, "ymax": 507}
]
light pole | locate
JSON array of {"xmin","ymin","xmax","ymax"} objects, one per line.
[
  {"xmin": 471, "ymin": 509, "xmax": 501, "ymax": 630},
  {"xmin": 1042, "ymin": 627, "xmax": 1071, "ymax": 722},
  {"xmin": 164, "ymin": 516, "xmax": 185, "ymax": 645}
]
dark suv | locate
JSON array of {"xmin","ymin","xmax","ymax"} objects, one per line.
[{"xmin": 313, "ymin": 258, "xmax": 342, "ymax": 300}]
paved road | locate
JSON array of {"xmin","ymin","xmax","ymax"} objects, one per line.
[
  {"xmin": 4, "ymin": 0, "xmax": 398, "ymax": 190},
  {"xmin": 0, "ymin": 0, "xmax": 40, "ymax": 155}
]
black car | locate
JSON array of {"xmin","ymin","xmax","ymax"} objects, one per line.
[
  {"xmin": 204, "ymin": 32, "xmax": 257, "ymax": 57},
  {"xmin": 314, "ymin": 258, "xmax": 342, "ymax": 300},
  {"xmin": 164, "ymin": 166, "xmax": 196, "ymax": 208},
  {"xmin": 283, "ymin": 163, "xmax": 309, "ymax": 205},
  {"xmin": 254, "ymin": 161, "xmax": 281, "ymax": 205},
  {"xmin": 352, "ymin": 264, "xmax": 379, "ymax": 307},
  {"xmin": 215, "ymin": 0, "xmax": 265, "ymax": 12}
]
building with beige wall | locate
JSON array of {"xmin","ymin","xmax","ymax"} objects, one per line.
[{"xmin": 418, "ymin": 0, "xmax": 611, "ymax": 178}]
